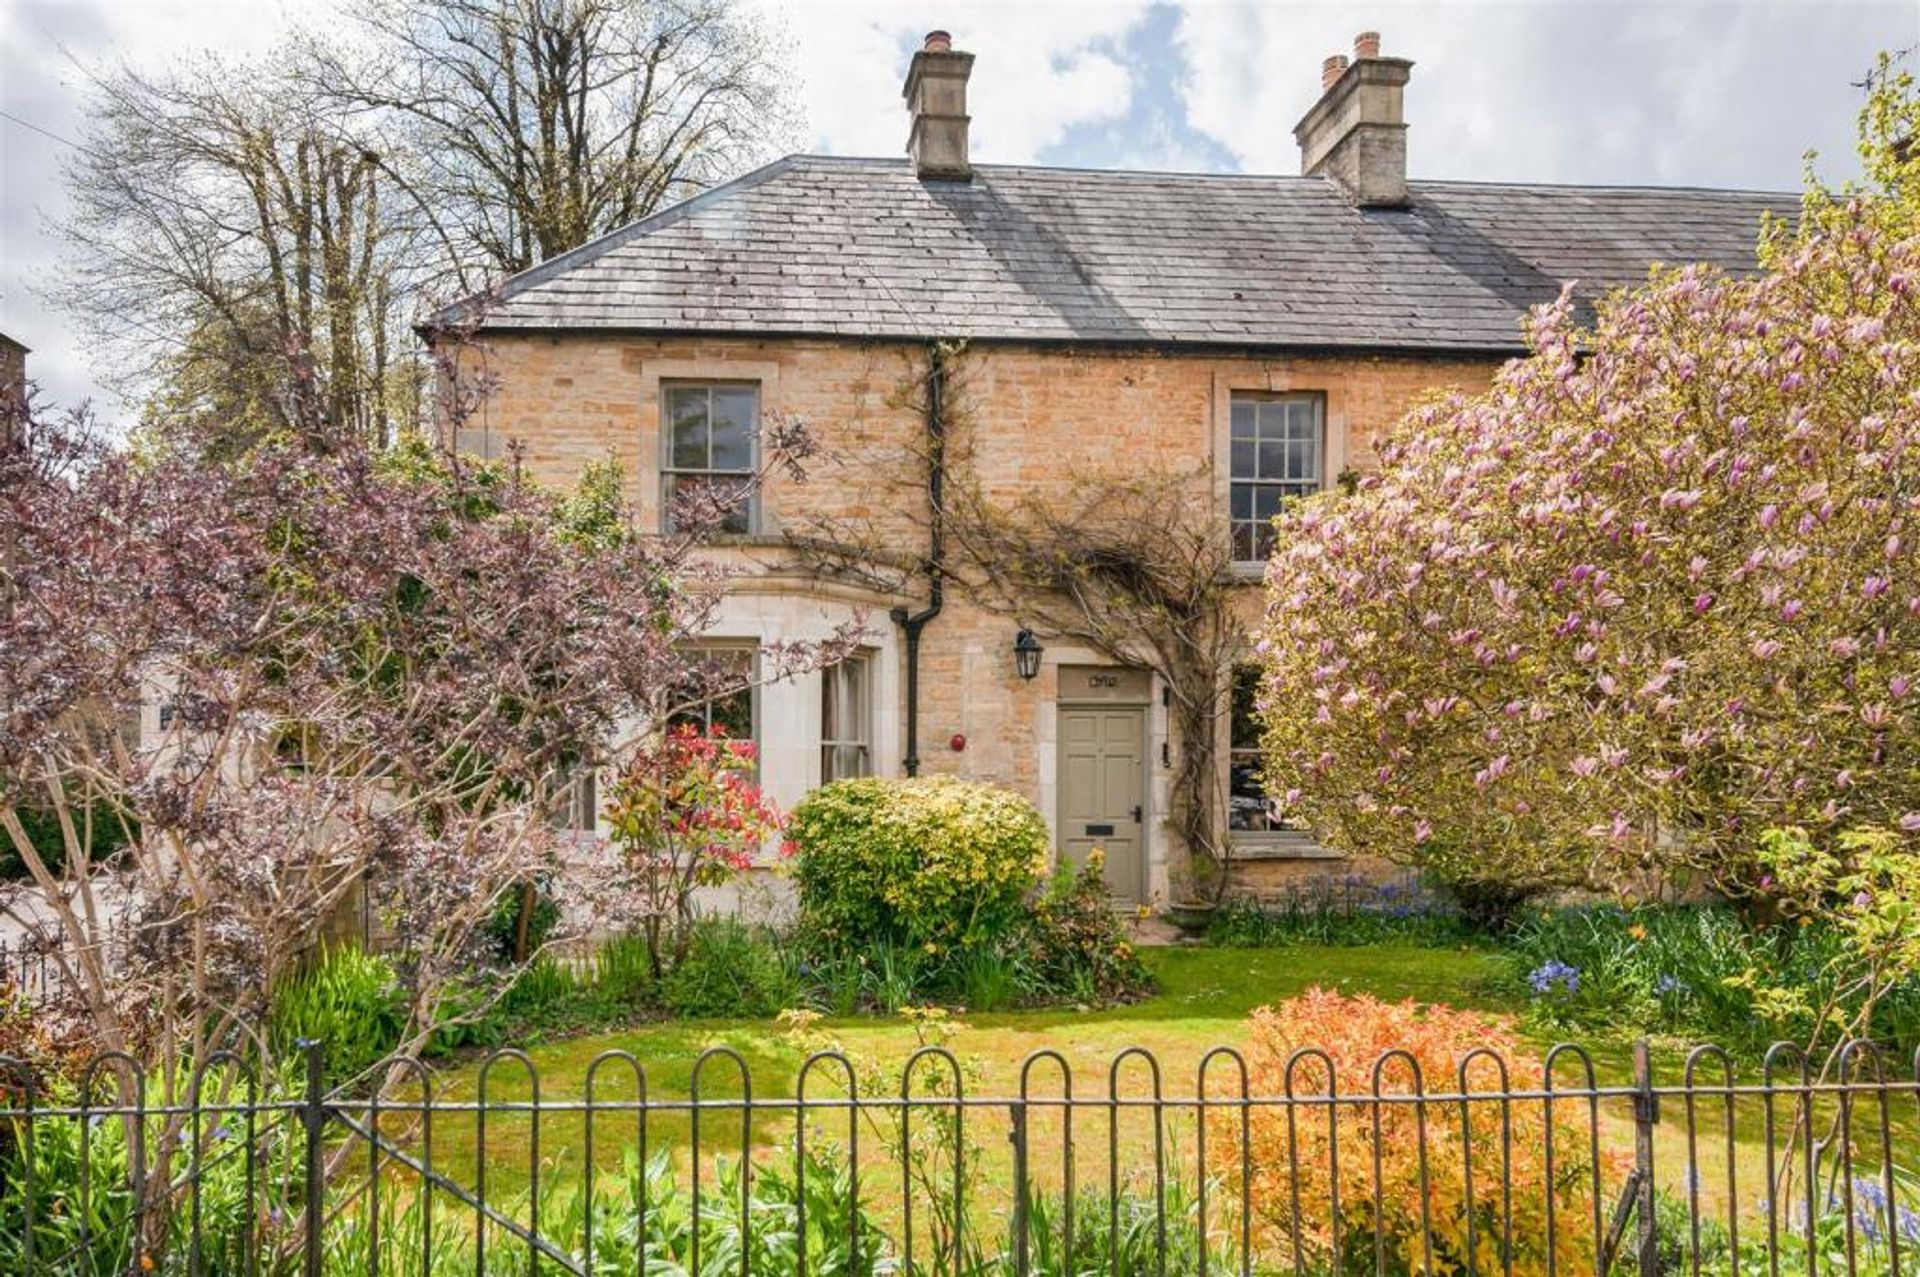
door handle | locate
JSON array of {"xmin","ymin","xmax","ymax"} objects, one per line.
[{"xmin": 1131, "ymin": 805, "xmax": 1143, "ymax": 823}]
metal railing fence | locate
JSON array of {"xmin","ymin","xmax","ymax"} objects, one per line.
[{"xmin": 1, "ymin": 1037, "xmax": 1916, "ymax": 1275}]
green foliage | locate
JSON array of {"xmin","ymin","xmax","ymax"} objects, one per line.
[
  {"xmin": 590, "ymin": 931, "xmax": 657, "ymax": 1006},
  {"xmin": 267, "ymin": 945, "xmax": 405, "ymax": 1087},
  {"xmin": 1505, "ymin": 903, "xmax": 1920, "ymax": 1054},
  {"xmin": 0, "ymin": 790, "xmax": 137, "ymax": 881},
  {"xmin": 1740, "ymin": 826, "xmax": 1920, "ymax": 1045},
  {"xmin": 483, "ymin": 879, "xmax": 561, "ymax": 963},
  {"xmin": 661, "ymin": 918, "xmax": 801, "ymax": 1019},
  {"xmin": 791, "ymin": 777, "xmax": 1048, "ymax": 951},
  {"xmin": 553, "ymin": 455, "xmax": 632, "ymax": 548},
  {"xmin": 1017, "ymin": 857, "xmax": 1155, "ymax": 1005},
  {"xmin": 0, "ymin": 1076, "xmax": 302, "ymax": 1276},
  {"xmin": 1012, "ymin": 1176, "xmax": 1217, "ymax": 1277}
]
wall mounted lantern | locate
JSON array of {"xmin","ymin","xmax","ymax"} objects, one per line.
[{"xmin": 1013, "ymin": 628, "xmax": 1044, "ymax": 681}]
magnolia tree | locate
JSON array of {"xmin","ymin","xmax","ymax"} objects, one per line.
[{"xmin": 1256, "ymin": 67, "xmax": 1920, "ymax": 900}]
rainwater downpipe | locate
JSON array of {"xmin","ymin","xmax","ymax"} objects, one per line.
[{"xmin": 891, "ymin": 340, "xmax": 947, "ymax": 777}]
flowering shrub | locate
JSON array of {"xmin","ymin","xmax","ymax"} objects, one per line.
[
  {"xmin": 1737, "ymin": 825, "xmax": 1920, "ymax": 1048},
  {"xmin": 789, "ymin": 777, "xmax": 1048, "ymax": 950},
  {"xmin": 1505, "ymin": 898, "xmax": 1920, "ymax": 1053},
  {"xmin": 1526, "ymin": 959, "xmax": 1580, "ymax": 998},
  {"xmin": 603, "ymin": 725, "xmax": 786, "ymax": 979},
  {"xmin": 1018, "ymin": 853, "xmax": 1154, "ymax": 1004},
  {"xmin": 1255, "ymin": 70, "xmax": 1920, "ymax": 895},
  {"xmin": 1221, "ymin": 988, "xmax": 1625, "ymax": 1277}
]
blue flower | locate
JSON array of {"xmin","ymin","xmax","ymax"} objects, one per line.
[
  {"xmin": 1655, "ymin": 974, "xmax": 1687, "ymax": 996},
  {"xmin": 1896, "ymin": 1205, "xmax": 1920, "ymax": 1243},
  {"xmin": 1854, "ymin": 1177, "xmax": 1889, "ymax": 1214},
  {"xmin": 1528, "ymin": 960, "xmax": 1580, "ymax": 996}
]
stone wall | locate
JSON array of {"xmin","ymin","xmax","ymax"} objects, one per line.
[{"xmin": 460, "ymin": 331, "xmax": 1498, "ymax": 900}]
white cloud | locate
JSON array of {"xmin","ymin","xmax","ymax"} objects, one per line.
[
  {"xmin": 1173, "ymin": 0, "xmax": 1912, "ymax": 188},
  {"xmin": 764, "ymin": 0, "xmax": 1150, "ymax": 162}
]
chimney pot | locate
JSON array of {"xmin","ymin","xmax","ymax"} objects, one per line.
[
  {"xmin": 1295, "ymin": 41, "xmax": 1412, "ymax": 207},
  {"xmin": 923, "ymin": 30, "xmax": 951, "ymax": 52}
]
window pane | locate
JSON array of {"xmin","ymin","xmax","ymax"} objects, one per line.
[
  {"xmin": 710, "ymin": 387, "xmax": 756, "ymax": 472},
  {"xmin": 1229, "ymin": 749, "xmax": 1283, "ymax": 831},
  {"xmin": 668, "ymin": 387, "xmax": 709, "ymax": 468},
  {"xmin": 1257, "ymin": 436, "xmax": 1285, "ymax": 480},
  {"xmin": 1230, "ymin": 400, "xmax": 1255, "ymax": 438},
  {"xmin": 669, "ymin": 648, "xmax": 756, "ymax": 742},
  {"xmin": 1231, "ymin": 521, "xmax": 1255, "ymax": 562},
  {"xmin": 1230, "ymin": 483, "xmax": 1253, "ymax": 520},
  {"xmin": 821, "ymin": 656, "xmax": 871, "ymax": 782},
  {"xmin": 1230, "ymin": 438, "xmax": 1254, "ymax": 480},
  {"xmin": 1289, "ymin": 399, "xmax": 1315, "ymax": 432},
  {"xmin": 1230, "ymin": 666, "xmax": 1262, "ymax": 749},
  {"xmin": 710, "ymin": 685, "xmax": 754, "ymax": 741},
  {"xmin": 1253, "ymin": 486, "xmax": 1282, "ymax": 522},
  {"xmin": 666, "ymin": 474, "xmax": 752, "ymax": 534}
]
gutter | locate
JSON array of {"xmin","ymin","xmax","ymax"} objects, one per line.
[{"xmin": 890, "ymin": 340, "xmax": 947, "ymax": 778}]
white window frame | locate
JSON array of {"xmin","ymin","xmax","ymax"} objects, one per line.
[
  {"xmin": 1229, "ymin": 392, "xmax": 1325, "ymax": 564},
  {"xmin": 548, "ymin": 767, "xmax": 598, "ymax": 832},
  {"xmin": 670, "ymin": 643, "xmax": 761, "ymax": 774},
  {"xmin": 660, "ymin": 381, "xmax": 759, "ymax": 534},
  {"xmin": 820, "ymin": 653, "xmax": 873, "ymax": 782}
]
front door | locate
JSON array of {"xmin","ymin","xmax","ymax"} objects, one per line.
[{"xmin": 1058, "ymin": 705, "xmax": 1146, "ymax": 906}]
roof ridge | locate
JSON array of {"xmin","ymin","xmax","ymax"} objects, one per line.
[{"xmin": 786, "ymin": 152, "xmax": 1797, "ymax": 198}]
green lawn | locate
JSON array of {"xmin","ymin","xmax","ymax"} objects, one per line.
[{"xmin": 378, "ymin": 941, "xmax": 1909, "ymax": 1240}]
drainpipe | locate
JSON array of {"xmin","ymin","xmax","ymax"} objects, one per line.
[{"xmin": 891, "ymin": 341, "xmax": 947, "ymax": 777}]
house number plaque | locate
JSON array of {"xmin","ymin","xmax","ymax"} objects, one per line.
[{"xmin": 1057, "ymin": 665, "xmax": 1150, "ymax": 704}]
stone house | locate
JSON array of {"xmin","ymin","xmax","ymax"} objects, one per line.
[{"xmin": 437, "ymin": 32, "xmax": 1795, "ymax": 909}]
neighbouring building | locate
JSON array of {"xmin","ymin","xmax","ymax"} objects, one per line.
[
  {"xmin": 0, "ymin": 332, "xmax": 26, "ymax": 434},
  {"xmin": 434, "ymin": 31, "xmax": 1796, "ymax": 910}
]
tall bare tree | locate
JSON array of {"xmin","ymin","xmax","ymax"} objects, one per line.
[
  {"xmin": 51, "ymin": 55, "xmax": 427, "ymax": 453},
  {"xmin": 312, "ymin": 0, "xmax": 794, "ymax": 280}
]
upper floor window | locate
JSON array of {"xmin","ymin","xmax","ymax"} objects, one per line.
[
  {"xmin": 1230, "ymin": 393, "xmax": 1324, "ymax": 563},
  {"xmin": 821, "ymin": 653, "xmax": 873, "ymax": 782},
  {"xmin": 663, "ymin": 383, "xmax": 758, "ymax": 534}
]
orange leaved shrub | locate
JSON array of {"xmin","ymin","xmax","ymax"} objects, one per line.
[{"xmin": 1217, "ymin": 988, "xmax": 1626, "ymax": 1276}]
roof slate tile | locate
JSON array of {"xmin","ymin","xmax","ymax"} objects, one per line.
[{"xmin": 465, "ymin": 156, "xmax": 1795, "ymax": 352}]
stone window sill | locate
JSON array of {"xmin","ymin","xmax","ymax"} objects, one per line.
[{"xmin": 1227, "ymin": 834, "xmax": 1346, "ymax": 862}]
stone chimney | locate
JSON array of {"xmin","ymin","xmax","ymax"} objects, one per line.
[
  {"xmin": 1293, "ymin": 31, "xmax": 1412, "ymax": 207},
  {"xmin": 904, "ymin": 30, "xmax": 974, "ymax": 181}
]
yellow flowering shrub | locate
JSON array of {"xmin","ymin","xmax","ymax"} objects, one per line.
[{"xmin": 789, "ymin": 777, "xmax": 1048, "ymax": 948}]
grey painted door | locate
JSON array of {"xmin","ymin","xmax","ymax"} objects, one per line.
[{"xmin": 1058, "ymin": 706, "xmax": 1146, "ymax": 905}]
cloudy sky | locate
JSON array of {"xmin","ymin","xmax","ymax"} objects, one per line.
[{"xmin": 2, "ymin": 0, "xmax": 1914, "ymax": 419}]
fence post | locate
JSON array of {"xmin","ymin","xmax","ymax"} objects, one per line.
[
  {"xmin": 1631, "ymin": 1038, "xmax": 1660, "ymax": 1277},
  {"xmin": 1009, "ymin": 1101, "xmax": 1030, "ymax": 1277},
  {"xmin": 300, "ymin": 1040, "xmax": 326, "ymax": 1277}
]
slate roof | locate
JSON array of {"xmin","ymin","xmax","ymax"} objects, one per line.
[{"xmin": 464, "ymin": 155, "xmax": 1798, "ymax": 354}]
